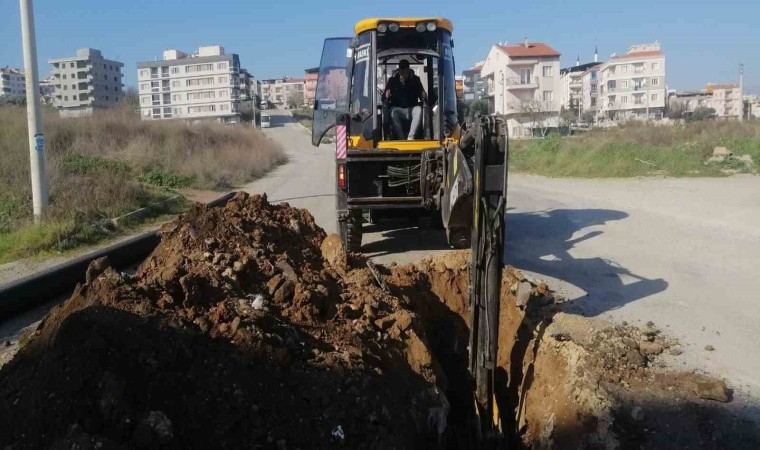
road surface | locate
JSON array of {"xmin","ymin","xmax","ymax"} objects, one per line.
[{"xmin": 252, "ymin": 110, "xmax": 760, "ymax": 409}]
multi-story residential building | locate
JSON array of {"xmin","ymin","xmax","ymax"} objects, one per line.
[
  {"xmin": 560, "ymin": 61, "xmax": 601, "ymax": 112},
  {"xmin": 462, "ymin": 62, "xmax": 485, "ymax": 101},
  {"xmin": 668, "ymin": 83, "xmax": 743, "ymax": 119},
  {"xmin": 597, "ymin": 43, "xmax": 666, "ymax": 122},
  {"xmin": 0, "ymin": 68, "xmax": 26, "ymax": 96},
  {"xmin": 580, "ymin": 65, "xmax": 601, "ymax": 117},
  {"xmin": 305, "ymin": 68, "xmax": 318, "ymax": 108},
  {"xmin": 745, "ymin": 95, "xmax": 760, "ymax": 119},
  {"xmin": 137, "ymin": 46, "xmax": 247, "ymax": 124},
  {"xmin": 481, "ymin": 41, "xmax": 561, "ymax": 137},
  {"xmin": 49, "ymin": 48, "xmax": 124, "ymax": 117},
  {"xmin": 705, "ymin": 83, "xmax": 742, "ymax": 119},
  {"xmin": 261, "ymin": 77, "xmax": 306, "ymax": 108}
]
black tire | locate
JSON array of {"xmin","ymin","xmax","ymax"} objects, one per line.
[{"xmin": 339, "ymin": 211, "xmax": 363, "ymax": 253}]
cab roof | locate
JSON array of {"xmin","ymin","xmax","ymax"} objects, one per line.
[{"xmin": 354, "ymin": 17, "xmax": 454, "ymax": 35}]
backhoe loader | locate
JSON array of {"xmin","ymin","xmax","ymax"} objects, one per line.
[{"xmin": 312, "ymin": 17, "xmax": 509, "ymax": 441}]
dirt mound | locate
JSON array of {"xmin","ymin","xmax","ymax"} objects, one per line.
[
  {"xmin": 2, "ymin": 195, "xmax": 758, "ymax": 449},
  {"xmin": 397, "ymin": 251, "xmax": 760, "ymax": 449},
  {"xmin": 0, "ymin": 193, "xmax": 447, "ymax": 449}
]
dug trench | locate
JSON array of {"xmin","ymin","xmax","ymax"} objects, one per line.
[{"xmin": 0, "ymin": 193, "xmax": 758, "ymax": 449}]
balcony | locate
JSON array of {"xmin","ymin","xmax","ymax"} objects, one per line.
[{"xmin": 505, "ymin": 77, "xmax": 539, "ymax": 89}]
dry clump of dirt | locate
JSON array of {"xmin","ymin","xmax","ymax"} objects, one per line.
[
  {"xmin": 395, "ymin": 251, "xmax": 760, "ymax": 449},
  {"xmin": 0, "ymin": 193, "xmax": 448, "ymax": 449}
]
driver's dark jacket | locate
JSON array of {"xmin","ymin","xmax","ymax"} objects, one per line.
[{"xmin": 386, "ymin": 74, "xmax": 424, "ymax": 109}]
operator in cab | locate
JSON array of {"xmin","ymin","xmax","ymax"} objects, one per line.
[{"xmin": 384, "ymin": 59, "xmax": 427, "ymax": 140}]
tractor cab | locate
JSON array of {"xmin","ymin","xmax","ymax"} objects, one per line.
[
  {"xmin": 311, "ymin": 17, "xmax": 464, "ymax": 253},
  {"xmin": 312, "ymin": 18, "xmax": 460, "ymax": 150}
]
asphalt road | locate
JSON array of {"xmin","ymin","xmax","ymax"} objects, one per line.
[{"xmin": 254, "ymin": 110, "xmax": 760, "ymax": 409}]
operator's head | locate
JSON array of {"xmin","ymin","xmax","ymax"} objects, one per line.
[{"xmin": 398, "ymin": 59, "xmax": 412, "ymax": 80}]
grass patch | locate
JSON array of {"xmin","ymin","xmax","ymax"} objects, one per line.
[
  {"xmin": 510, "ymin": 120, "xmax": 760, "ymax": 178},
  {"xmin": 291, "ymin": 108, "xmax": 313, "ymax": 130},
  {"xmin": 0, "ymin": 105, "xmax": 285, "ymax": 262}
]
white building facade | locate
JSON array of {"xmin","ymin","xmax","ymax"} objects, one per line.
[
  {"xmin": 481, "ymin": 41, "xmax": 562, "ymax": 137},
  {"xmin": 261, "ymin": 77, "xmax": 306, "ymax": 108},
  {"xmin": 137, "ymin": 46, "xmax": 247, "ymax": 123},
  {"xmin": 669, "ymin": 83, "xmax": 743, "ymax": 120},
  {"xmin": 597, "ymin": 43, "xmax": 666, "ymax": 122},
  {"xmin": 0, "ymin": 68, "xmax": 26, "ymax": 96},
  {"xmin": 49, "ymin": 48, "xmax": 124, "ymax": 117}
]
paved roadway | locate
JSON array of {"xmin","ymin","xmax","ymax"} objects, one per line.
[{"xmin": 254, "ymin": 110, "xmax": 760, "ymax": 410}]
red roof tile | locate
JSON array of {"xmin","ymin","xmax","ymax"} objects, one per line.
[{"xmin": 498, "ymin": 42, "xmax": 560, "ymax": 58}]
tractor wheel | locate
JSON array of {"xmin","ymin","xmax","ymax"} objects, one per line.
[{"xmin": 340, "ymin": 211, "xmax": 363, "ymax": 253}]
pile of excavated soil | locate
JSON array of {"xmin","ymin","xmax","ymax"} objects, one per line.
[
  {"xmin": 0, "ymin": 193, "xmax": 448, "ymax": 449},
  {"xmin": 2, "ymin": 193, "xmax": 759, "ymax": 449},
  {"xmin": 394, "ymin": 251, "xmax": 760, "ymax": 449}
]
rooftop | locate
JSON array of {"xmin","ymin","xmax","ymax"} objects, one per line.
[
  {"xmin": 498, "ymin": 42, "xmax": 560, "ymax": 58},
  {"xmin": 560, "ymin": 61, "xmax": 602, "ymax": 75}
]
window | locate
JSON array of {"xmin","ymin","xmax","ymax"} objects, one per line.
[
  {"xmin": 187, "ymin": 91, "xmax": 215, "ymax": 100},
  {"xmin": 114, "ymin": 76, "xmax": 118, "ymax": 82},
  {"xmin": 186, "ymin": 77, "xmax": 214, "ymax": 86},
  {"xmin": 621, "ymin": 96, "xmax": 628, "ymax": 104},
  {"xmin": 171, "ymin": 67, "xmax": 180, "ymax": 74},
  {"xmin": 140, "ymin": 83, "xmax": 148, "ymax": 91},
  {"xmin": 621, "ymin": 65, "xmax": 628, "ymax": 73},
  {"xmin": 63, "ymin": 96, "xmax": 68, "ymax": 101},
  {"xmin": 543, "ymin": 90, "xmax": 553, "ymax": 101},
  {"xmin": 652, "ymin": 62, "xmax": 659, "ymax": 70},
  {"xmin": 105, "ymin": 96, "xmax": 109, "ymax": 101},
  {"xmin": 634, "ymin": 95, "xmax": 644, "ymax": 105},
  {"xmin": 220, "ymin": 104, "xmax": 229, "ymax": 111},
  {"xmin": 542, "ymin": 66, "xmax": 553, "ymax": 77},
  {"xmin": 151, "ymin": 68, "xmax": 158, "ymax": 78},
  {"xmin": 171, "ymin": 80, "xmax": 181, "ymax": 88},
  {"xmin": 152, "ymin": 94, "xmax": 160, "ymax": 105},
  {"xmin": 140, "ymin": 69, "xmax": 149, "ymax": 78},
  {"xmin": 651, "ymin": 93, "xmax": 658, "ymax": 101},
  {"xmin": 218, "ymin": 76, "xmax": 228, "ymax": 84},
  {"xmin": 153, "ymin": 108, "xmax": 161, "ymax": 117},
  {"xmin": 143, "ymin": 109, "xmax": 151, "ymax": 117},
  {"xmin": 151, "ymin": 81, "xmax": 160, "ymax": 92},
  {"xmin": 141, "ymin": 96, "xmax": 149, "ymax": 104},
  {"xmin": 173, "ymin": 108, "xmax": 181, "ymax": 115},
  {"xmin": 186, "ymin": 64, "xmax": 214, "ymax": 73},
  {"xmin": 634, "ymin": 64, "xmax": 644, "ymax": 73},
  {"xmin": 63, "ymin": 85, "xmax": 67, "ymax": 90},
  {"xmin": 62, "ymin": 74, "xmax": 67, "ymax": 80},
  {"xmin": 172, "ymin": 94, "xmax": 181, "ymax": 101},
  {"xmin": 162, "ymin": 93, "xmax": 170, "ymax": 103},
  {"xmin": 650, "ymin": 77, "xmax": 659, "ymax": 86},
  {"xmin": 188, "ymin": 105, "xmax": 216, "ymax": 113},
  {"xmin": 70, "ymin": 62, "xmax": 74, "ymax": 68},
  {"xmin": 217, "ymin": 62, "xmax": 228, "ymax": 70},
  {"xmin": 220, "ymin": 90, "xmax": 228, "ymax": 98},
  {"xmin": 519, "ymin": 68, "xmax": 532, "ymax": 84},
  {"xmin": 621, "ymin": 80, "xmax": 628, "ymax": 88}
]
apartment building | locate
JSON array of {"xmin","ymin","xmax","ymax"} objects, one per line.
[
  {"xmin": 49, "ymin": 48, "xmax": 124, "ymax": 117},
  {"xmin": 597, "ymin": 43, "xmax": 666, "ymax": 122},
  {"xmin": 462, "ymin": 62, "xmax": 485, "ymax": 101},
  {"xmin": 559, "ymin": 61, "xmax": 602, "ymax": 112},
  {"xmin": 137, "ymin": 46, "xmax": 247, "ymax": 123},
  {"xmin": 746, "ymin": 95, "xmax": 760, "ymax": 119},
  {"xmin": 668, "ymin": 83, "xmax": 743, "ymax": 119},
  {"xmin": 261, "ymin": 77, "xmax": 306, "ymax": 108},
  {"xmin": 580, "ymin": 65, "xmax": 602, "ymax": 116},
  {"xmin": 0, "ymin": 68, "xmax": 26, "ymax": 96},
  {"xmin": 481, "ymin": 40, "xmax": 561, "ymax": 137},
  {"xmin": 305, "ymin": 67, "xmax": 318, "ymax": 107}
]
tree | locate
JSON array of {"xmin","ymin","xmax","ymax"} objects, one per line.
[
  {"xmin": 287, "ymin": 90, "xmax": 304, "ymax": 109},
  {"xmin": 518, "ymin": 100, "xmax": 554, "ymax": 137},
  {"xmin": 666, "ymin": 100, "xmax": 686, "ymax": 120},
  {"xmin": 687, "ymin": 106, "xmax": 716, "ymax": 122},
  {"xmin": 582, "ymin": 110, "xmax": 596, "ymax": 124},
  {"xmin": 0, "ymin": 94, "xmax": 26, "ymax": 106}
]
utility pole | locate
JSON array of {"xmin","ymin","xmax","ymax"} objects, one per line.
[
  {"xmin": 739, "ymin": 63, "xmax": 744, "ymax": 121},
  {"xmin": 19, "ymin": 0, "xmax": 48, "ymax": 221}
]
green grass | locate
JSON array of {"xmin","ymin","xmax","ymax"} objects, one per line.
[
  {"xmin": 0, "ymin": 105, "xmax": 285, "ymax": 263},
  {"xmin": 509, "ymin": 120, "xmax": 760, "ymax": 178},
  {"xmin": 291, "ymin": 108, "xmax": 313, "ymax": 130}
]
